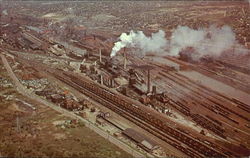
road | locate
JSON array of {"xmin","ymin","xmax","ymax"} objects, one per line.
[{"xmin": 0, "ymin": 53, "xmax": 149, "ymax": 158}]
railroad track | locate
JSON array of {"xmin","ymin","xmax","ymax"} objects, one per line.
[
  {"xmin": 132, "ymin": 57, "xmax": 250, "ymax": 124},
  {"xmin": 50, "ymin": 70, "xmax": 233, "ymax": 158},
  {"xmin": 14, "ymin": 53, "xmax": 247, "ymax": 157},
  {"xmin": 191, "ymin": 64, "xmax": 250, "ymax": 94},
  {"xmin": 159, "ymin": 71, "xmax": 250, "ymax": 123},
  {"xmin": 165, "ymin": 71, "xmax": 250, "ymax": 117},
  {"xmin": 13, "ymin": 54, "xmax": 237, "ymax": 157},
  {"xmin": 171, "ymin": 71, "xmax": 250, "ymax": 122},
  {"xmin": 59, "ymin": 74, "xmax": 202, "ymax": 158}
]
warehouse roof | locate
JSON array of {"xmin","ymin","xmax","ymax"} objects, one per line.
[{"xmin": 122, "ymin": 128, "xmax": 158, "ymax": 150}]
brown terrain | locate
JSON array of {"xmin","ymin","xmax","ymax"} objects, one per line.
[{"xmin": 0, "ymin": 1, "xmax": 250, "ymax": 158}]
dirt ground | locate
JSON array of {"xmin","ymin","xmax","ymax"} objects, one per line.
[{"xmin": 0, "ymin": 59, "xmax": 131, "ymax": 158}]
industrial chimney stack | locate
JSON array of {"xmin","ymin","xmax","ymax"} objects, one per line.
[
  {"xmin": 147, "ymin": 69, "xmax": 151, "ymax": 93},
  {"xmin": 123, "ymin": 48, "xmax": 127, "ymax": 70},
  {"xmin": 99, "ymin": 48, "xmax": 102, "ymax": 62},
  {"xmin": 100, "ymin": 75, "xmax": 103, "ymax": 85}
]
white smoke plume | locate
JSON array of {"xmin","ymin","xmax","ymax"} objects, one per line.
[
  {"xmin": 169, "ymin": 26, "xmax": 206, "ymax": 57},
  {"xmin": 169, "ymin": 25, "xmax": 245, "ymax": 60},
  {"xmin": 110, "ymin": 25, "xmax": 248, "ymax": 60},
  {"xmin": 110, "ymin": 30, "xmax": 168, "ymax": 57}
]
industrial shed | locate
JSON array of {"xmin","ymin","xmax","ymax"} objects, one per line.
[{"xmin": 122, "ymin": 128, "xmax": 159, "ymax": 152}]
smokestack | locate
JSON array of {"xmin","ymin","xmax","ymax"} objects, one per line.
[
  {"xmin": 111, "ymin": 79, "xmax": 114, "ymax": 87},
  {"xmin": 99, "ymin": 49, "xmax": 102, "ymax": 62},
  {"xmin": 152, "ymin": 85, "xmax": 156, "ymax": 95},
  {"xmin": 109, "ymin": 78, "xmax": 114, "ymax": 87},
  {"xmin": 242, "ymin": 8, "xmax": 246, "ymax": 17},
  {"xmin": 100, "ymin": 75, "xmax": 103, "ymax": 85},
  {"xmin": 123, "ymin": 48, "xmax": 127, "ymax": 70},
  {"xmin": 147, "ymin": 69, "xmax": 150, "ymax": 93},
  {"xmin": 16, "ymin": 116, "xmax": 20, "ymax": 132}
]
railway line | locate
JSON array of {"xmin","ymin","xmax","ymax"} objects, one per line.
[
  {"xmin": 158, "ymin": 71, "xmax": 250, "ymax": 140},
  {"xmin": 49, "ymin": 69, "xmax": 234, "ymax": 158},
  {"xmin": 158, "ymin": 73, "xmax": 230, "ymax": 138},
  {"xmin": 191, "ymin": 63, "xmax": 250, "ymax": 94},
  {"xmin": 133, "ymin": 56, "xmax": 250, "ymax": 120},
  {"xmin": 175, "ymin": 72, "xmax": 250, "ymax": 122},
  {"xmin": 124, "ymin": 56, "xmax": 249, "ymax": 142},
  {"xmin": 9, "ymin": 48, "xmax": 249, "ymax": 157},
  {"xmin": 13, "ymin": 51, "xmax": 249, "ymax": 157},
  {"xmin": 164, "ymin": 56, "xmax": 250, "ymax": 95},
  {"xmin": 161, "ymin": 71, "xmax": 250, "ymax": 123},
  {"xmin": 173, "ymin": 72, "xmax": 250, "ymax": 114}
]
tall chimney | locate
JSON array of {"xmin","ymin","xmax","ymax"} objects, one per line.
[
  {"xmin": 99, "ymin": 48, "xmax": 102, "ymax": 62},
  {"xmin": 123, "ymin": 48, "xmax": 127, "ymax": 70},
  {"xmin": 16, "ymin": 116, "xmax": 20, "ymax": 132},
  {"xmin": 152, "ymin": 85, "xmax": 156, "ymax": 95},
  {"xmin": 147, "ymin": 69, "xmax": 151, "ymax": 93},
  {"xmin": 242, "ymin": 8, "xmax": 246, "ymax": 17},
  {"xmin": 86, "ymin": 51, "xmax": 89, "ymax": 59},
  {"xmin": 100, "ymin": 75, "xmax": 103, "ymax": 85},
  {"xmin": 111, "ymin": 79, "xmax": 114, "ymax": 87}
]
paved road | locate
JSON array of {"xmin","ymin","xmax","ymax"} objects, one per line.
[{"xmin": 0, "ymin": 53, "xmax": 149, "ymax": 158}]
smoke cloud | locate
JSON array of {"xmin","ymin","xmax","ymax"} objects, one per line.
[
  {"xmin": 110, "ymin": 30, "xmax": 168, "ymax": 57},
  {"xmin": 110, "ymin": 25, "xmax": 249, "ymax": 60},
  {"xmin": 169, "ymin": 26, "xmax": 206, "ymax": 57},
  {"xmin": 169, "ymin": 25, "xmax": 247, "ymax": 60}
]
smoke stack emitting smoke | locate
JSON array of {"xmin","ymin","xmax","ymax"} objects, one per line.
[{"xmin": 110, "ymin": 25, "xmax": 248, "ymax": 60}]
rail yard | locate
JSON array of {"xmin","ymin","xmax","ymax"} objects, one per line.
[{"xmin": 0, "ymin": 1, "xmax": 250, "ymax": 158}]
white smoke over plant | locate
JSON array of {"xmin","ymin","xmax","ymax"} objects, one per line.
[
  {"xmin": 169, "ymin": 25, "xmax": 245, "ymax": 60},
  {"xmin": 110, "ymin": 25, "xmax": 249, "ymax": 60},
  {"xmin": 110, "ymin": 30, "xmax": 168, "ymax": 57},
  {"xmin": 169, "ymin": 26, "xmax": 206, "ymax": 57}
]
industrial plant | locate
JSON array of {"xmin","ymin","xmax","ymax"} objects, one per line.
[{"xmin": 0, "ymin": 1, "xmax": 250, "ymax": 157}]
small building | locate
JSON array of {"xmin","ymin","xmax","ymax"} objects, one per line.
[
  {"xmin": 96, "ymin": 118, "xmax": 106, "ymax": 126},
  {"xmin": 67, "ymin": 51, "xmax": 82, "ymax": 59},
  {"xmin": 50, "ymin": 94, "xmax": 63, "ymax": 103},
  {"xmin": 97, "ymin": 111, "xmax": 111, "ymax": 118},
  {"xmin": 63, "ymin": 99, "xmax": 74, "ymax": 110},
  {"xmin": 30, "ymin": 43, "xmax": 41, "ymax": 50},
  {"xmin": 122, "ymin": 128, "xmax": 159, "ymax": 152},
  {"xmin": 113, "ymin": 131, "xmax": 122, "ymax": 138},
  {"xmin": 78, "ymin": 111, "xmax": 87, "ymax": 118},
  {"xmin": 80, "ymin": 64, "xmax": 87, "ymax": 73},
  {"xmin": 69, "ymin": 61, "xmax": 81, "ymax": 72},
  {"xmin": 17, "ymin": 38, "xmax": 27, "ymax": 48},
  {"xmin": 139, "ymin": 95, "xmax": 151, "ymax": 104}
]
